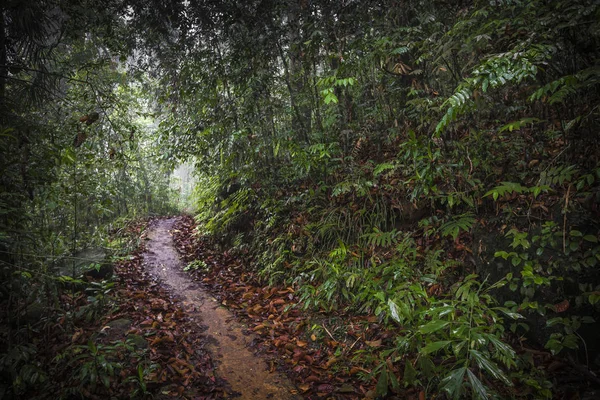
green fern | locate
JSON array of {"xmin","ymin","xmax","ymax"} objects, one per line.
[
  {"xmin": 484, "ymin": 182, "xmax": 527, "ymax": 201},
  {"xmin": 539, "ymin": 165, "xmax": 579, "ymax": 186},
  {"xmin": 362, "ymin": 228, "xmax": 399, "ymax": 248},
  {"xmin": 205, "ymin": 187, "xmax": 252, "ymax": 232},
  {"xmin": 332, "ymin": 180, "xmax": 353, "ymax": 197},
  {"xmin": 437, "ymin": 48, "xmax": 544, "ymax": 135},
  {"xmin": 473, "ymin": 52, "xmax": 539, "ymax": 92},
  {"xmin": 529, "ymin": 66, "xmax": 600, "ymax": 105},
  {"xmin": 440, "ymin": 214, "xmax": 475, "ymax": 240},
  {"xmin": 484, "ymin": 182, "xmax": 551, "ymax": 200},
  {"xmin": 329, "ymin": 239, "xmax": 349, "ymax": 261},
  {"xmin": 373, "ymin": 162, "xmax": 395, "ymax": 177},
  {"xmin": 499, "ymin": 118, "xmax": 543, "ymax": 133}
]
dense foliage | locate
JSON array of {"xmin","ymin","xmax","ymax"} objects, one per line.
[
  {"xmin": 0, "ymin": 1, "xmax": 179, "ymax": 397},
  {"xmin": 1, "ymin": 0, "xmax": 599, "ymax": 398},
  {"xmin": 156, "ymin": 0, "xmax": 600, "ymax": 398}
]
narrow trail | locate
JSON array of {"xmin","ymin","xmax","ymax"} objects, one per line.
[{"xmin": 143, "ymin": 217, "xmax": 299, "ymax": 399}]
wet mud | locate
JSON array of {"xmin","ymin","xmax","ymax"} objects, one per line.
[{"xmin": 144, "ymin": 218, "xmax": 299, "ymax": 399}]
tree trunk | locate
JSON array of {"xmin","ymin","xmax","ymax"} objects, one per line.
[{"xmin": 286, "ymin": 0, "xmax": 311, "ymax": 143}]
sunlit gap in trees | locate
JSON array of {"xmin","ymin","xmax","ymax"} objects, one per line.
[{"xmin": 171, "ymin": 161, "xmax": 197, "ymax": 212}]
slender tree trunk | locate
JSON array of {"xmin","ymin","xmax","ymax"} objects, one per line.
[
  {"xmin": 0, "ymin": 8, "xmax": 7, "ymax": 107},
  {"xmin": 286, "ymin": 1, "xmax": 311, "ymax": 142},
  {"xmin": 277, "ymin": 40, "xmax": 308, "ymax": 143}
]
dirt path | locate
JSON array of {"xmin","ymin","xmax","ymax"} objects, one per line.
[{"xmin": 143, "ymin": 218, "xmax": 299, "ymax": 399}]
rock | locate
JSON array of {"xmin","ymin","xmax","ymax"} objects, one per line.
[
  {"xmin": 106, "ymin": 318, "xmax": 132, "ymax": 335},
  {"xmin": 126, "ymin": 334, "xmax": 148, "ymax": 350},
  {"xmin": 100, "ymin": 318, "xmax": 133, "ymax": 342}
]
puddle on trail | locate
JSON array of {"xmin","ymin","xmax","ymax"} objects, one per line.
[{"xmin": 144, "ymin": 218, "xmax": 300, "ymax": 399}]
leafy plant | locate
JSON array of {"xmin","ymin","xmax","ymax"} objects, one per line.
[
  {"xmin": 439, "ymin": 213, "xmax": 475, "ymax": 240},
  {"xmin": 60, "ymin": 340, "xmax": 126, "ymax": 393},
  {"xmin": 184, "ymin": 259, "xmax": 208, "ymax": 272},
  {"xmin": 378, "ymin": 275, "xmax": 542, "ymax": 398}
]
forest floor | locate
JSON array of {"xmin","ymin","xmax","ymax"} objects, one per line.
[
  {"xmin": 166, "ymin": 216, "xmax": 414, "ymax": 400},
  {"xmin": 143, "ymin": 218, "xmax": 299, "ymax": 399},
  {"xmin": 159, "ymin": 216, "xmax": 600, "ymax": 400},
  {"xmin": 11, "ymin": 215, "xmax": 593, "ymax": 398},
  {"xmin": 139, "ymin": 216, "xmax": 396, "ymax": 399}
]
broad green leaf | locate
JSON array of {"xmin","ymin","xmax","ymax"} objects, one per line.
[
  {"xmin": 495, "ymin": 307, "xmax": 524, "ymax": 320},
  {"xmin": 419, "ymin": 320, "xmax": 450, "ymax": 334},
  {"xmin": 388, "ymin": 299, "xmax": 401, "ymax": 323},
  {"xmin": 324, "ymin": 92, "xmax": 338, "ymax": 104},
  {"xmin": 467, "ymin": 369, "xmax": 489, "ymax": 399},
  {"xmin": 583, "ymin": 235, "xmax": 598, "ymax": 243},
  {"xmin": 376, "ymin": 368, "xmax": 388, "ymax": 396},
  {"xmin": 421, "ymin": 340, "xmax": 451, "ymax": 354},
  {"xmin": 440, "ymin": 366, "xmax": 467, "ymax": 399},
  {"xmin": 546, "ymin": 317, "xmax": 563, "ymax": 327},
  {"xmin": 485, "ymin": 334, "xmax": 516, "ymax": 360},
  {"xmin": 403, "ymin": 360, "xmax": 418, "ymax": 385}
]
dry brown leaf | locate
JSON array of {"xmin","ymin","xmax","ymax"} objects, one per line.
[{"xmin": 365, "ymin": 339, "xmax": 382, "ymax": 348}]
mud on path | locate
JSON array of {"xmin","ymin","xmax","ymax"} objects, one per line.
[{"xmin": 144, "ymin": 217, "xmax": 299, "ymax": 399}]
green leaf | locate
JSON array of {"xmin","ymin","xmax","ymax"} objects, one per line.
[
  {"xmin": 485, "ymin": 334, "xmax": 516, "ymax": 361},
  {"xmin": 376, "ymin": 368, "xmax": 389, "ymax": 397},
  {"xmin": 440, "ymin": 366, "xmax": 467, "ymax": 399},
  {"xmin": 546, "ymin": 317, "xmax": 563, "ymax": 327},
  {"xmin": 583, "ymin": 235, "xmax": 598, "ymax": 243},
  {"xmin": 403, "ymin": 360, "xmax": 418, "ymax": 386},
  {"xmin": 467, "ymin": 369, "xmax": 489, "ymax": 400},
  {"xmin": 388, "ymin": 299, "xmax": 401, "ymax": 323},
  {"xmin": 324, "ymin": 92, "xmax": 338, "ymax": 104},
  {"xmin": 373, "ymin": 162, "xmax": 395, "ymax": 177},
  {"xmin": 421, "ymin": 340, "xmax": 451, "ymax": 355},
  {"xmin": 495, "ymin": 308, "xmax": 524, "ymax": 320},
  {"xmin": 419, "ymin": 320, "xmax": 450, "ymax": 334},
  {"xmin": 470, "ymin": 350, "xmax": 512, "ymax": 386}
]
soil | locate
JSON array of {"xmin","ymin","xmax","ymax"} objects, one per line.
[{"xmin": 143, "ymin": 218, "xmax": 300, "ymax": 399}]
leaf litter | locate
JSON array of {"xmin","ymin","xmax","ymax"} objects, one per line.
[
  {"xmin": 169, "ymin": 215, "xmax": 600, "ymax": 400},
  {"xmin": 111, "ymin": 221, "xmax": 223, "ymax": 399},
  {"xmin": 170, "ymin": 215, "xmax": 406, "ymax": 400},
  {"xmin": 143, "ymin": 217, "xmax": 300, "ymax": 399}
]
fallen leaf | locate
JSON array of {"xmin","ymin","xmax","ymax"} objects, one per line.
[
  {"xmin": 365, "ymin": 339, "xmax": 382, "ymax": 348},
  {"xmin": 298, "ymin": 384, "xmax": 311, "ymax": 393},
  {"xmin": 317, "ymin": 383, "xmax": 335, "ymax": 393}
]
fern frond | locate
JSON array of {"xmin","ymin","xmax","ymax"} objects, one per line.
[
  {"xmin": 484, "ymin": 182, "xmax": 527, "ymax": 201},
  {"xmin": 361, "ymin": 228, "xmax": 399, "ymax": 248},
  {"xmin": 529, "ymin": 66, "xmax": 600, "ymax": 104},
  {"xmin": 499, "ymin": 118, "xmax": 543, "ymax": 133},
  {"xmin": 539, "ymin": 165, "xmax": 579, "ymax": 186},
  {"xmin": 373, "ymin": 162, "xmax": 395, "ymax": 177},
  {"xmin": 440, "ymin": 214, "xmax": 475, "ymax": 240}
]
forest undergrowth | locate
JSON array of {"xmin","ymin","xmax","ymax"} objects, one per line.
[
  {"xmin": 0, "ymin": 219, "xmax": 224, "ymax": 399},
  {"xmin": 184, "ymin": 156, "xmax": 600, "ymax": 400},
  {"xmin": 2, "ymin": 0, "xmax": 600, "ymax": 399}
]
